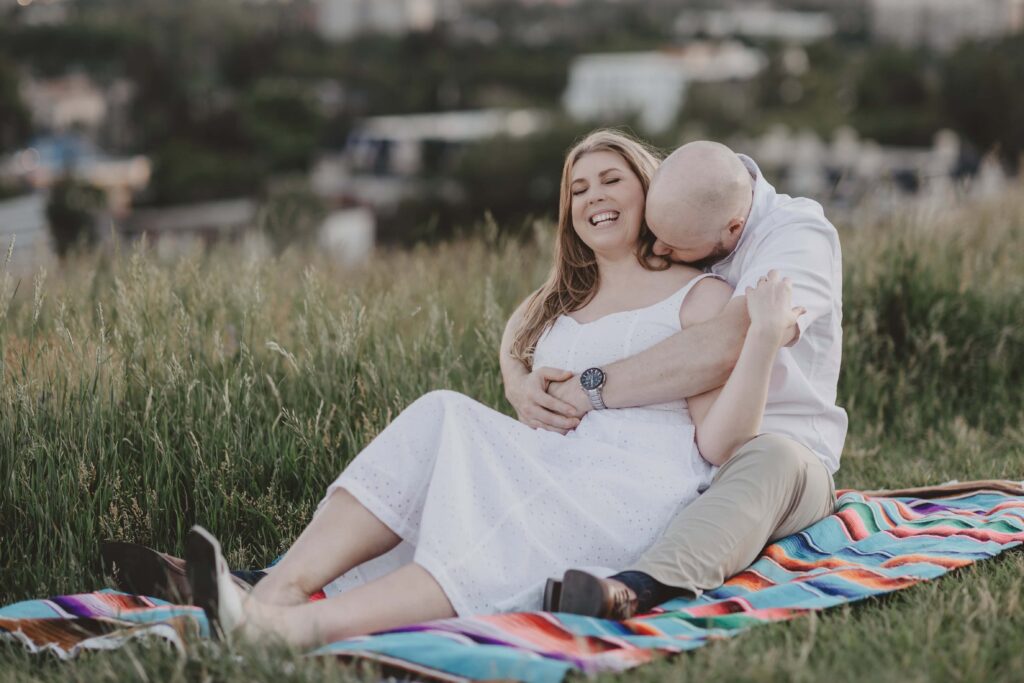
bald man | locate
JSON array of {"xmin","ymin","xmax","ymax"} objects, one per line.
[{"xmin": 500, "ymin": 140, "xmax": 845, "ymax": 618}]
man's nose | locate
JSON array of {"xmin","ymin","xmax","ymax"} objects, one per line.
[{"xmin": 652, "ymin": 240, "xmax": 670, "ymax": 256}]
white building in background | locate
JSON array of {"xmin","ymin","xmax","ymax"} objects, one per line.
[
  {"xmin": 311, "ymin": 108, "xmax": 547, "ymax": 214},
  {"xmin": 563, "ymin": 43, "xmax": 766, "ymax": 134},
  {"xmin": 869, "ymin": 0, "xmax": 1024, "ymax": 51},
  {"xmin": 735, "ymin": 125, "xmax": 1011, "ymax": 206},
  {"xmin": 342, "ymin": 108, "xmax": 547, "ymax": 177},
  {"xmin": 675, "ymin": 7, "xmax": 836, "ymax": 44},
  {"xmin": 316, "ymin": 0, "xmax": 462, "ymax": 39}
]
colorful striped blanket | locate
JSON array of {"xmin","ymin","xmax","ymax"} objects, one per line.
[{"xmin": 3, "ymin": 480, "xmax": 1024, "ymax": 682}]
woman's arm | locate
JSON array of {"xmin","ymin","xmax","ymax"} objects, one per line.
[{"xmin": 688, "ymin": 271, "xmax": 804, "ymax": 466}]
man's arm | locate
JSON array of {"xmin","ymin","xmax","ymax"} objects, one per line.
[
  {"xmin": 499, "ymin": 295, "xmax": 581, "ymax": 433},
  {"xmin": 730, "ymin": 221, "xmax": 839, "ymax": 347},
  {"xmin": 548, "ymin": 295, "xmax": 751, "ymax": 414}
]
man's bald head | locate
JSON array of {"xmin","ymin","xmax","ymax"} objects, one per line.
[{"xmin": 645, "ymin": 141, "xmax": 754, "ymax": 267}]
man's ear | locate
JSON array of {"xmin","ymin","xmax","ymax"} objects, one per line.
[{"xmin": 727, "ymin": 217, "xmax": 745, "ymax": 236}]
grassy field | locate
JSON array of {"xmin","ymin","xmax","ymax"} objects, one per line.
[{"xmin": 2, "ymin": 191, "xmax": 1024, "ymax": 681}]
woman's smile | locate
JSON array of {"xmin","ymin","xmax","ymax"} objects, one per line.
[{"xmin": 588, "ymin": 210, "xmax": 620, "ymax": 227}]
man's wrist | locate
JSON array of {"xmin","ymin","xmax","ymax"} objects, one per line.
[{"xmin": 552, "ymin": 377, "xmax": 592, "ymax": 415}]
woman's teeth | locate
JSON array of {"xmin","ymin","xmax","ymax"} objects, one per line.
[{"xmin": 590, "ymin": 211, "xmax": 619, "ymax": 226}]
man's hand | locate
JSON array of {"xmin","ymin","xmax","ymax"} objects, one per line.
[
  {"xmin": 507, "ymin": 366, "xmax": 581, "ymax": 434},
  {"xmin": 548, "ymin": 375, "xmax": 593, "ymax": 419}
]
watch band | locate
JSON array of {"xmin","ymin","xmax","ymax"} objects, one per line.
[{"xmin": 586, "ymin": 387, "xmax": 607, "ymax": 410}]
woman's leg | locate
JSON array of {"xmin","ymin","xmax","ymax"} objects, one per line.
[
  {"xmin": 243, "ymin": 562, "xmax": 454, "ymax": 649},
  {"xmin": 250, "ymin": 488, "xmax": 401, "ymax": 606}
]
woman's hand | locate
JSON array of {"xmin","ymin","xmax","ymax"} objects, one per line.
[
  {"xmin": 507, "ymin": 366, "xmax": 582, "ymax": 434},
  {"xmin": 744, "ymin": 270, "xmax": 806, "ymax": 347}
]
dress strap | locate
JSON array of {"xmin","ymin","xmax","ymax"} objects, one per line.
[{"xmin": 659, "ymin": 272, "xmax": 728, "ymax": 322}]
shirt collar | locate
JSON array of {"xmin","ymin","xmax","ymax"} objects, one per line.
[{"xmin": 713, "ymin": 153, "xmax": 769, "ymax": 270}]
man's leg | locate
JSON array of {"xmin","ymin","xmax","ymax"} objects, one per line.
[{"xmin": 559, "ymin": 434, "xmax": 836, "ymax": 615}]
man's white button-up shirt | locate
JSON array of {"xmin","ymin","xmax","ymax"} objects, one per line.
[{"xmin": 710, "ymin": 154, "xmax": 847, "ymax": 474}]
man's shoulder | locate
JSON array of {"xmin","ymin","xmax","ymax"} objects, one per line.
[
  {"xmin": 753, "ymin": 193, "xmax": 839, "ymax": 249},
  {"xmin": 761, "ymin": 190, "xmax": 833, "ymax": 229}
]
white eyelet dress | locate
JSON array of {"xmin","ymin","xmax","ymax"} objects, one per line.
[{"xmin": 320, "ymin": 274, "xmax": 720, "ymax": 615}]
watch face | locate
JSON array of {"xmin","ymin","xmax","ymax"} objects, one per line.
[{"xmin": 580, "ymin": 367, "xmax": 605, "ymax": 391}]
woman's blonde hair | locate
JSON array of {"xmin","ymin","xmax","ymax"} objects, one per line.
[{"xmin": 510, "ymin": 129, "xmax": 667, "ymax": 367}]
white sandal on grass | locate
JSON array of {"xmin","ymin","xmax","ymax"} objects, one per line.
[{"xmin": 185, "ymin": 525, "xmax": 246, "ymax": 641}]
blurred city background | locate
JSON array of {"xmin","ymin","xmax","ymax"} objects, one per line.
[{"xmin": 1, "ymin": 0, "xmax": 1022, "ymax": 273}]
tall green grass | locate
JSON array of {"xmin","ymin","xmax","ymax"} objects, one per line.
[{"xmin": 1, "ymin": 191, "xmax": 1024, "ymax": 681}]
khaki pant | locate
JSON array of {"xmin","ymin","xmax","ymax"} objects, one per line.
[{"xmin": 632, "ymin": 433, "xmax": 836, "ymax": 597}]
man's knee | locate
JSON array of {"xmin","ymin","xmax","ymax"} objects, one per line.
[{"xmin": 722, "ymin": 433, "xmax": 812, "ymax": 481}]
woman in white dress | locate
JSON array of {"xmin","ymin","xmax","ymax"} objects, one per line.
[{"xmin": 186, "ymin": 130, "xmax": 803, "ymax": 648}]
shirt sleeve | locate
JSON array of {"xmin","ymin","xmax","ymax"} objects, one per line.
[{"xmin": 731, "ymin": 222, "xmax": 839, "ymax": 345}]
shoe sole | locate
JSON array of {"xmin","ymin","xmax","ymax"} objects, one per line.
[
  {"xmin": 185, "ymin": 526, "xmax": 223, "ymax": 640},
  {"xmin": 558, "ymin": 570, "xmax": 605, "ymax": 617},
  {"xmin": 542, "ymin": 578, "xmax": 562, "ymax": 612}
]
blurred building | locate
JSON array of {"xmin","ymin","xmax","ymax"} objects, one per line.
[
  {"xmin": 563, "ymin": 43, "xmax": 766, "ymax": 134},
  {"xmin": 869, "ymin": 0, "xmax": 1024, "ymax": 51},
  {"xmin": 675, "ymin": 7, "xmax": 836, "ymax": 44},
  {"xmin": 311, "ymin": 109, "xmax": 546, "ymax": 211},
  {"xmin": 735, "ymin": 126, "xmax": 1009, "ymax": 205},
  {"xmin": 344, "ymin": 109, "xmax": 547, "ymax": 176},
  {"xmin": 316, "ymin": 0, "xmax": 462, "ymax": 39}
]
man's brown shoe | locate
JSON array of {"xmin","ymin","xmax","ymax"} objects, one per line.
[
  {"xmin": 101, "ymin": 540, "xmax": 255, "ymax": 603},
  {"xmin": 101, "ymin": 540, "xmax": 193, "ymax": 602},
  {"xmin": 559, "ymin": 569, "xmax": 638, "ymax": 619}
]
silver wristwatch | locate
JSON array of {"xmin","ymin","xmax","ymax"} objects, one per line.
[{"xmin": 579, "ymin": 367, "xmax": 607, "ymax": 410}]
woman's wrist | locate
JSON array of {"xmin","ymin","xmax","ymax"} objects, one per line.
[{"xmin": 747, "ymin": 322, "xmax": 786, "ymax": 348}]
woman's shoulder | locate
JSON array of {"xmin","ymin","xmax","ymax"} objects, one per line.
[{"xmin": 674, "ymin": 268, "xmax": 733, "ymax": 327}]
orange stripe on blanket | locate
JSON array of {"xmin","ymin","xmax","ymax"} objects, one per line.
[
  {"xmin": 723, "ymin": 569, "xmax": 775, "ymax": 591},
  {"xmin": 796, "ymin": 567, "xmax": 921, "ymax": 590},
  {"xmin": 474, "ymin": 613, "xmax": 646, "ymax": 659},
  {"xmin": 880, "ymin": 554, "xmax": 972, "ymax": 570},
  {"xmin": 835, "ymin": 508, "xmax": 873, "ymax": 541},
  {"xmin": 889, "ymin": 525, "xmax": 1023, "ymax": 544},
  {"xmin": 760, "ymin": 545, "xmax": 853, "ymax": 572}
]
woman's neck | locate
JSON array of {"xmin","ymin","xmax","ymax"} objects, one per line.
[{"xmin": 593, "ymin": 250, "xmax": 645, "ymax": 290}]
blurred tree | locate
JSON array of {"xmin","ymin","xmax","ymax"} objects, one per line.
[
  {"xmin": 0, "ymin": 57, "xmax": 31, "ymax": 153},
  {"xmin": 145, "ymin": 141, "xmax": 266, "ymax": 206},
  {"xmin": 942, "ymin": 36, "xmax": 1024, "ymax": 171},
  {"xmin": 380, "ymin": 122, "xmax": 594, "ymax": 244},
  {"xmin": 238, "ymin": 80, "xmax": 326, "ymax": 172},
  {"xmin": 0, "ymin": 23, "xmax": 141, "ymax": 78},
  {"xmin": 46, "ymin": 176, "xmax": 105, "ymax": 258},
  {"xmin": 852, "ymin": 47, "xmax": 942, "ymax": 146}
]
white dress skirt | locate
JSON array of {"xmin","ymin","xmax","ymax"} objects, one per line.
[{"xmin": 320, "ymin": 274, "xmax": 721, "ymax": 616}]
